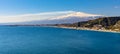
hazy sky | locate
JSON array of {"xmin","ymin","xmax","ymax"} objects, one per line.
[{"xmin": 0, "ymin": 0, "xmax": 119, "ymax": 16}]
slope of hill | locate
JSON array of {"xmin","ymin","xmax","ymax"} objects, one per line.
[
  {"xmin": 77, "ymin": 17, "xmax": 120, "ymax": 27},
  {"xmin": 112, "ymin": 20, "xmax": 120, "ymax": 31}
]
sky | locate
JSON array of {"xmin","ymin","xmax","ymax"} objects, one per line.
[{"xmin": 0, "ymin": 0, "xmax": 120, "ymax": 16}]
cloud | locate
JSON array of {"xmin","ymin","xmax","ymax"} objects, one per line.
[{"xmin": 0, "ymin": 11, "xmax": 75, "ymax": 23}]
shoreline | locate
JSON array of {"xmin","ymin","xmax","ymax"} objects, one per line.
[{"xmin": 52, "ymin": 26, "xmax": 120, "ymax": 34}]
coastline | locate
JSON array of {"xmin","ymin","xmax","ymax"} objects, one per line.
[{"xmin": 52, "ymin": 26, "xmax": 120, "ymax": 34}]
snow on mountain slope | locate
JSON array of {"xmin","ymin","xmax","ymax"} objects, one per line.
[
  {"xmin": 38, "ymin": 12, "xmax": 102, "ymax": 24},
  {"xmin": 50, "ymin": 12, "xmax": 101, "ymax": 20}
]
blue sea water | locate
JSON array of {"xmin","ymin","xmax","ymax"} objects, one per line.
[{"xmin": 0, "ymin": 26, "xmax": 120, "ymax": 54}]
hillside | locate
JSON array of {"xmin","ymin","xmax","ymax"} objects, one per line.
[
  {"xmin": 56, "ymin": 16, "xmax": 120, "ymax": 32},
  {"xmin": 112, "ymin": 21, "xmax": 120, "ymax": 31}
]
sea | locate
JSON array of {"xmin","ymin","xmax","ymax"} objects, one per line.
[{"xmin": 0, "ymin": 26, "xmax": 120, "ymax": 54}]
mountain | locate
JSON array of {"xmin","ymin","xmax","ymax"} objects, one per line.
[
  {"xmin": 7, "ymin": 12, "xmax": 102, "ymax": 25},
  {"xmin": 47, "ymin": 12, "xmax": 102, "ymax": 24},
  {"xmin": 50, "ymin": 12, "xmax": 101, "ymax": 20}
]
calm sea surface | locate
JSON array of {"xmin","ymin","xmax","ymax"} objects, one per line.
[{"xmin": 0, "ymin": 26, "xmax": 120, "ymax": 54}]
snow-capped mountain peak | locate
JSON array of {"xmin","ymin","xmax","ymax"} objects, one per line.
[{"xmin": 50, "ymin": 12, "xmax": 101, "ymax": 20}]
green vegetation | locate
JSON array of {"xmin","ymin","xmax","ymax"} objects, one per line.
[{"xmin": 75, "ymin": 16, "xmax": 120, "ymax": 31}]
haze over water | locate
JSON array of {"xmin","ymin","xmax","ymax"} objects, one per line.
[{"xmin": 0, "ymin": 26, "xmax": 120, "ymax": 54}]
